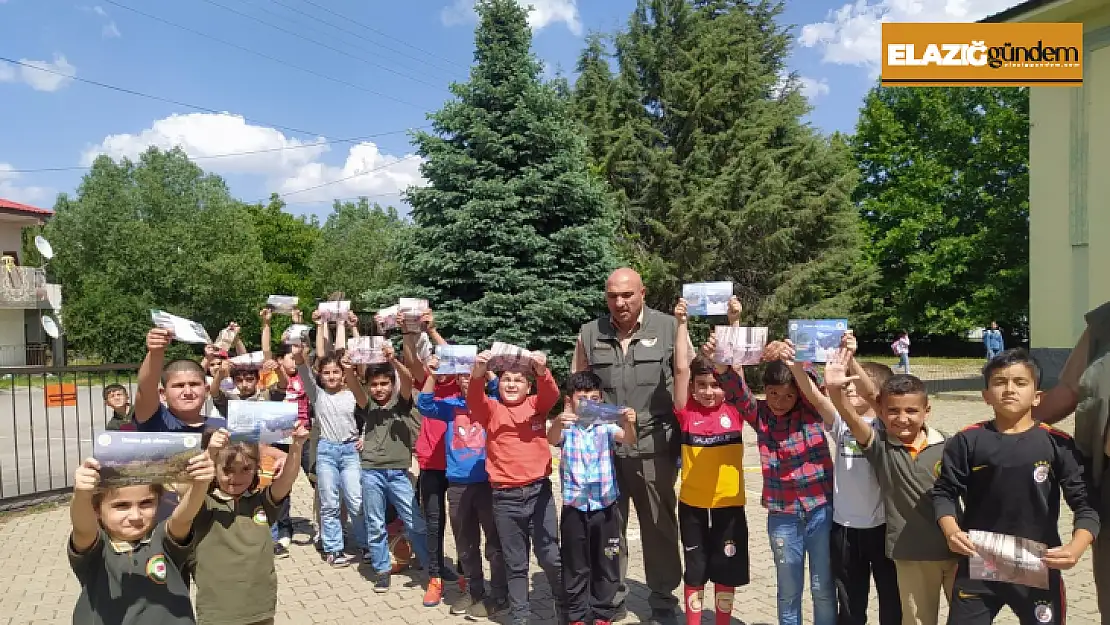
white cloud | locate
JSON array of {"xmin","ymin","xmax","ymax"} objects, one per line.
[
  {"xmin": 798, "ymin": 75, "xmax": 831, "ymax": 100},
  {"xmin": 0, "ymin": 165, "xmax": 54, "ymax": 206},
  {"xmin": 799, "ymin": 0, "xmax": 1017, "ymax": 73},
  {"xmin": 103, "ymin": 21, "xmax": 121, "ymax": 38},
  {"xmin": 80, "ymin": 5, "xmax": 122, "ymax": 38},
  {"xmin": 0, "ymin": 54, "xmax": 76, "ymax": 92},
  {"xmin": 92, "ymin": 5, "xmax": 106, "ymax": 16},
  {"xmin": 278, "ymin": 143, "xmax": 425, "ymax": 204},
  {"xmin": 441, "ymin": 0, "xmax": 582, "ymax": 35},
  {"xmin": 82, "ymin": 112, "xmax": 425, "ymax": 205}
]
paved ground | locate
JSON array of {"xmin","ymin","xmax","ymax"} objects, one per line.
[{"xmin": 0, "ymin": 399, "xmax": 1099, "ymax": 624}]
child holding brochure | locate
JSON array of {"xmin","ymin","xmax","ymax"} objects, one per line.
[
  {"xmin": 548, "ymin": 371, "xmax": 636, "ymax": 625},
  {"xmin": 930, "ymin": 349, "xmax": 1099, "ymax": 625},
  {"xmin": 673, "ymin": 298, "xmax": 749, "ymax": 625},
  {"xmin": 190, "ymin": 424, "xmax": 309, "ymax": 625},
  {"xmin": 67, "ymin": 442, "xmax": 215, "ymax": 624}
]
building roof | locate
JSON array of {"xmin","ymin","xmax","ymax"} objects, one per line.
[
  {"xmin": 981, "ymin": 0, "xmax": 1060, "ymax": 22},
  {"xmin": 0, "ymin": 198, "xmax": 53, "ymax": 216}
]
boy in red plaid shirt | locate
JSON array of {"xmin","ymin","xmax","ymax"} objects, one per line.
[{"xmin": 705, "ymin": 335, "xmax": 838, "ymax": 625}]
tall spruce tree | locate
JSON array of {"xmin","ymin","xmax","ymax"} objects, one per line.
[
  {"xmin": 399, "ymin": 0, "xmax": 618, "ymax": 376},
  {"xmin": 576, "ymin": 0, "xmax": 872, "ymax": 332}
]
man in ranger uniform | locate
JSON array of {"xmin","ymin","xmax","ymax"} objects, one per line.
[{"xmin": 573, "ymin": 267, "xmax": 683, "ymax": 625}]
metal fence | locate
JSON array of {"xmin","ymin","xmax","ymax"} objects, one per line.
[{"xmin": 0, "ymin": 364, "xmax": 139, "ymax": 509}]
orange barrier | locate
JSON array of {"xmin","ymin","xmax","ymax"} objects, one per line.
[{"xmin": 45, "ymin": 383, "xmax": 77, "ymax": 407}]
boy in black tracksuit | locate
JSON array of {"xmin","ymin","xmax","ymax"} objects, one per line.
[{"xmin": 930, "ymin": 348, "xmax": 1100, "ymax": 625}]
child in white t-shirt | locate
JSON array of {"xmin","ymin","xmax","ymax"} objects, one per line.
[{"xmin": 825, "ymin": 333, "xmax": 901, "ymax": 625}]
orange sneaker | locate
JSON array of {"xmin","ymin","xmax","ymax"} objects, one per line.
[{"xmin": 423, "ymin": 578, "xmax": 443, "ymax": 607}]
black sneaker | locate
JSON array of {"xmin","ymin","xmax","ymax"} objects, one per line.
[
  {"xmin": 440, "ymin": 566, "xmax": 460, "ymax": 583},
  {"xmin": 469, "ymin": 596, "xmax": 509, "ymax": 619},
  {"xmin": 450, "ymin": 593, "xmax": 477, "ymax": 616},
  {"xmin": 273, "ymin": 543, "xmax": 290, "ymax": 559},
  {"xmin": 611, "ymin": 606, "xmax": 628, "ymax": 623},
  {"xmin": 645, "ymin": 608, "xmax": 678, "ymax": 625},
  {"xmin": 326, "ymin": 552, "xmax": 354, "ymax": 568},
  {"xmin": 374, "ymin": 571, "xmax": 391, "ymax": 593}
]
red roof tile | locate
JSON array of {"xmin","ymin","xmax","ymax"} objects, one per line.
[{"xmin": 0, "ymin": 198, "xmax": 53, "ymax": 216}]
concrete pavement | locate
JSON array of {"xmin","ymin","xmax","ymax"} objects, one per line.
[{"xmin": 0, "ymin": 398, "xmax": 1098, "ymax": 624}]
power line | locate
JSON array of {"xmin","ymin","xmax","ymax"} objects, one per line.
[
  {"xmin": 3, "ymin": 127, "xmax": 429, "ymax": 174},
  {"xmin": 101, "ymin": 0, "xmax": 428, "ymax": 106},
  {"xmin": 266, "ymin": 0, "xmax": 462, "ymax": 77},
  {"xmin": 193, "ymin": 0, "xmax": 444, "ymax": 90},
  {"xmin": 262, "ymin": 154, "xmax": 423, "ymax": 203},
  {"xmin": 301, "ymin": 0, "xmax": 469, "ymax": 71},
  {"xmin": 282, "ymin": 191, "xmax": 404, "ymax": 206}
]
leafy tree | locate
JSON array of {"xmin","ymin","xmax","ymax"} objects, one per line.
[
  {"xmin": 575, "ymin": 0, "xmax": 871, "ymax": 333},
  {"xmin": 45, "ymin": 148, "xmax": 265, "ymax": 362},
  {"xmin": 310, "ymin": 198, "xmax": 406, "ymax": 309},
  {"xmin": 246, "ymin": 195, "xmax": 320, "ymax": 302},
  {"xmin": 395, "ymin": 0, "xmax": 619, "ymax": 376},
  {"xmin": 851, "ymin": 86, "xmax": 1029, "ymax": 336}
]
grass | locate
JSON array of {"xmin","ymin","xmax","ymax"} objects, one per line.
[{"xmin": 0, "ymin": 372, "xmax": 136, "ymax": 392}]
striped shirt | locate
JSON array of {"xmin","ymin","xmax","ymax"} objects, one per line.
[
  {"xmin": 717, "ymin": 369, "xmax": 833, "ymax": 514},
  {"xmin": 559, "ymin": 423, "xmax": 622, "ymax": 512}
]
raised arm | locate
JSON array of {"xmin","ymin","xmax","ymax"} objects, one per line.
[
  {"xmin": 467, "ymin": 351, "xmax": 494, "ymax": 425},
  {"xmin": 774, "ymin": 340, "xmax": 837, "ymax": 427},
  {"xmin": 547, "ymin": 397, "xmax": 574, "ymax": 446},
  {"xmin": 334, "ymin": 312, "xmax": 347, "ymax": 352},
  {"xmin": 341, "ymin": 354, "xmax": 369, "ymax": 409},
  {"xmin": 532, "ymin": 352, "xmax": 560, "ymax": 415},
  {"xmin": 840, "ymin": 331, "xmax": 882, "ymax": 417},
  {"xmin": 673, "ymin": 299, "xmax": 691, "ymax": 410},
  {"xmin": 134, "ymin": 328, "xmax": 172, "ymax": 423},
  {"xmin": 166, "ymin": 452, "xmax": 216, "ymax": 542},
  {"xmin": 386, "ymin": 343, "xmax": 413, "ymax": 400},
  {"xmin": 402, "ymin": 320, "xmax": 425, "ymax": 387},
  {"xmin": 270, "ymin": 425, "xmax": 308, "ymax": 502},
  {"xmin": 260, "ymin": 308, "xmax": 273, "ymax": 361},
  {"xmin": 824, "ymin": 348, "xmax": 876, "ymax": 447},
  {"xmin": 423, "ymin": 310, "xmax": 448, "ymax": 346},
  {"xmin": 70, "ymin": 459, "xmax": 103, "ymax": 552},
  {"xmin": 314, "ymin": 309, "xmax": 329, "ymax": 359}
]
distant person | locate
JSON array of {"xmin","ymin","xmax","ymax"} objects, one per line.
[
  {"xmin": 983, "ymin": 322, "xmax": 1004, "ymax": 362},
  {"xmin": 892, "ymin": 331, "xmax": 911, "ymax": 374},
  {"xmin": 102, "ymin": 383, "xmax": 134, "ymax": 431}
]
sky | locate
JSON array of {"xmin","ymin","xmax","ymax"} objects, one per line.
[{"xmin": 0, "ymin": 0, "xmax": 1021, "ymax": 218}]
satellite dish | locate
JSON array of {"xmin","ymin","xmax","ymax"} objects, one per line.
[
  {"xmin": 41, "ymin": 315, "xmax": 60, "ymax": 339},
  {"xmin": 34, "ymin": 236, "xmax": 54, "ymax": 261}
]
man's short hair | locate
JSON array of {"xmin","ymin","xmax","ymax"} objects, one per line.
[
  {"xmin": 762, "ymin": 361, "xmax": 796, "ymax": 388},
  {"xmin": 880, "ymin": 374, "xmax": 927, "ymax": 398},
  {"xmin": 690, "ymin": 355, "xmax": 716, "ymax": 377},
  {"xmin": 161, "ymin": 359, "xmax": 206, "ymax": 385},
  {"xmin": 565, "ymin": 371, "xmax": 603, "ymax": 395}
]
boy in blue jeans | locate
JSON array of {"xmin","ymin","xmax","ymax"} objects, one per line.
[
  {"xmin": 709, "ymin": 335, "xmax": 837, "ymax": 625},
  {"xmin": 357, "ymin": 343, "xmax": 431, "ymax": 592}
]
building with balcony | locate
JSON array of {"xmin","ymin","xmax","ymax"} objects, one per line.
[
  {"xmin": 984, "ymin": 0, "xmax": 1110, "ymax": 385},
  {"xmin": 0, "ymin": 199, "xmax": 60, "ymax": 366}
]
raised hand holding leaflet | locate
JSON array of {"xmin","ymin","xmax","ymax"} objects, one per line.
[
  {"xmin": 348, "ymin": 336, "xmax": 387, "ymax": 364},
  {"xmin": 151, "ymin": 309, "xmax": 212, "ymax": 344},
  {"xmin": 399, "ymin": 298, "xmax": 429, "ymax": 332},
  {"xmin": 788, "ymin": 319, "xmax": 849, "ymax": 363},
  {"xmin": 435, "ymin": 344, "xmax": 478, "ymax": 374},
  {"xmin": 266, "ymin": 295, "xmax": 299, "ymax": 315},
  {"xmin": 230, "ymin": 351, "xmax": 265, "ymax": 368},
  {"xmin": 714, "ymin": 326, "xmax": 768, "ymax": 366},
  {"xmin": 227, "ymin": 401, "xmax": 299, "ymax": 445},
  {"xmin": 281, "ymin": 324, "xmax": 311, "ymax": 345},
  {"xmin": 317, "ymin": 300, "xmax": 351, "ymax": 323},
  {"xmin": 968, "ymin": 529, "xmax": 1049, "ymax": 590},
  {"xmin": 375, "ymin": 305, "xmax": 399, "ymax": 332},
  {"xmin": 95, "ymin": 431, "xmax": 202, "ymax": 486},
  {"xmin": 577, "ymin": 399, "xmax": 623, "ymax": 426},
  {"xmin": 682, "ymin": 281, "xmax": 733, "ymax": 316},
  {"xmin": 488, "ymin": 341, "xmax": 534, "ymax": 372}
]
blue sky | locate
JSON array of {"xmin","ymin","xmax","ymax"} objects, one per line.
[{"xmin": 0, "ymin": 0, "xmax": 1018, "ymax": 217}]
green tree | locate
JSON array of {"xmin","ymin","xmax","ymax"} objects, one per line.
[
  {"xmin": 576, "ymin": 0, "xmax": 871, "ymax": 332},
  {"xmin": 45, "ymin": 148, "xmax": 265, "ymax": 362},
  {"xmin": 246, "ymin": 195, "xmax": 320, "ymax": 302},
  {"xmin": 851, "ymin": 86, "xmax": 1029, "ymax": 336},
  {"xmin": 395, "ymin": 0, "xmax": 618, "ymax": 376},
  {"xmin": 311, "ymin": 198, "xmax": 406, "ymax": 309}
]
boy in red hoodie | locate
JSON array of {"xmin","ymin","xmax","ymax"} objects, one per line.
[{"xmin": 468, "ymin": 348, "xmax": 565, "ymax": 625}]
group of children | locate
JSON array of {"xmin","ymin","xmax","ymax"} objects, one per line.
[{"xmin": 69, "ymin": 295, "xmax": 1099, "ymax": 625}]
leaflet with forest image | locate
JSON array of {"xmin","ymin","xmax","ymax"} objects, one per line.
[
  {"xmin": 230, "ymin": 351, "xmax": 265, "ymax": 368},
  {"xmin": 713, "ymin": 326, "xmax": 768, "ymax": 366},
  {"xmin": 151, "ymin": 309, "xmax": 211, "ymax": 345},
  {"xmin": 317, "ymin": 300, "xmax": 350, "ymax": 323},
  {"xmin": 788, "ymin": 319, "xmax": 848, "ymax": 363},
  {"xmin": 435, "ymin": 344, "xmax": 478, "ymax": 375},
  {"xmin": 375, "ymin": 305, "xmax": 399, "ymax": 332},
  {"xmin": 682, "ymin": 282, "xmax": 733, "ymax": 316},
  {"xmin": 95, "ymin": 431, "xmax": 202, "ymax": 486},
  {"xmin": 227, "ymin": 400, "xmax": 299, "ymax": 445},
  {"xmin": 399, "ymin": 298, "xmax": 429, "ymax": 332},
  {"xmin": 348, "ymin": 336, "xmax": 387, "ymax": 364},
  {"xmin": 968, "ymin": 530, "xmax": 1049, "ymax": 590},
  {"xmin": 282, "ymin": 324, "xmax": 311, "ymax": 345},
  {"xmin": 577, "ymin": 399, "xmax": 623, "ymax": 426},
  {"xmin": 489, "ymin": 341, "xmax": 534, "ymax": 372},
  {"xmin": 266, "ymin": 295, "xmax": 299, "ymax": 315}
]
